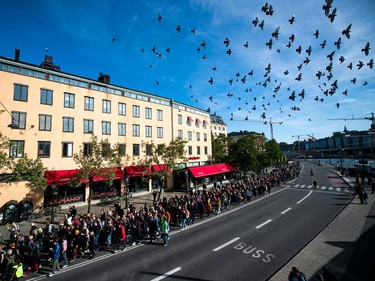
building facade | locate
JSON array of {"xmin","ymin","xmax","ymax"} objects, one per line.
[
  {"xmin": 210, "ymin": 113, "xmax": 227, "ymax": 138},
  {"xmin": 0, "ymin": 54, "xmax": 212, "ymax": 209}
]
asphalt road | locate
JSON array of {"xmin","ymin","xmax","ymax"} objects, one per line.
[{"xmin": 33, "ymin": 163, "xmax": 353, "ymax": 281}]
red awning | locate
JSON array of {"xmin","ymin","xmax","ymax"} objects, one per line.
[
  {"xmin": 196, "ymin": 118, "xmax": 202, "ymax": 123},
  {"xmin": 187, "ymin": 116, "xmax": 194, "ymax": 122},
  {"xmin": 152, "ymin": 164, "xmax": 171, "ymax": 174},
  {"xmin": 45, "ymin": 169, "xmax": 88, "ymax": 185},
  {"xmin": 93, "ymin": 167, "xmax": 123, "ymax": 181},
  {"xmin": 124, "ymin": 165, "xmax": 151, "ymax": 177},
  {"xmin": 45, "ymin": 167, "xmax": 124, "ymax": 185},
  {"xmin": 214, "ymin": 163, "xmax": 232, "ymax": 173},
  {"xmin": 203, "ymin": 120, "xmax": 209, "ymax": 125},
  {"xmin": 189, "ymin": 165, "xmax": 220, "ymax": 178}
]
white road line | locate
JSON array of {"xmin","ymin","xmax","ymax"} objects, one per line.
[
  {"xmin": 295, "ymin": 184, "xmax": 300, "ymax": 187},
  {"xmin": 256, "ymin": 219, "xmax": 272, "ymax": 229},
  {"xmin": 300, "ymin": 185, "xmax": 306, "ymax": 188},
  {"xmin": 281, "ymin": 207, "xmax": 292, "ymax": 214},
  {"xmin": 151, "ymin": 267, "xmax": 182, "ymax": 281},
  {"xmin": 336, "ymin": 187, "xmax": 341, "ymax": 192},
  {"xmin": 344, "ymin": 188, "xmax": 350, "ymax": 193},
  {"xmin": 296, "ymin": 191, "xmax": 312, "ymax": 204},
  {"xmin": 321, "ymin": 186, "xmax": 326, "ymax": 190},
  {"xmin": 307, "ymin": 185, "xmax": 312, "ymax": 189},
  {"xmin": 213, "ymin": 237, "xmax": 241, "ymax": 252},
  {"xmin": 329, "ymin": 187, "xmax": 334, "ymax": 191}
]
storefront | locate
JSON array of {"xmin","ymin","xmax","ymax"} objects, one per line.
[
  {"xmin": 44, "ymin": 167, "xmax": 124, "ymax": 207},
  {"xmin": 188, "ymin": 163, "xmax": 236, "ymax": 187},
  {"xmin": 151, "ymin": 164, "xmax": 172, "ymax": 190},
  {"xmin": 124, "ymin": 165, "xmax": 152, "ymax": 192}
]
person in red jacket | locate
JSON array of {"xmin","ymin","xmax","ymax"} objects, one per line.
[{"xmin": 115, "ymin": 221, "xmax": 126, "ymax": 252}]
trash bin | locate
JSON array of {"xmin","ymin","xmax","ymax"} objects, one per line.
[
  {"xmin": 0, "ymin": 200, "xmax": 19, "ymax": 225},
  {"xmin": 18, "ymin": 199, "xmax": 34, "ymax": 222}
]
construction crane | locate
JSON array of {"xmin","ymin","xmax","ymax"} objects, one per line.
[
  {"xmin": 292, "ymin": 134, "xmax": 307, "ymax": 153},
  {"xmin": 327, "ymin": 113, "xmax": 375, "ymax": 125},
  {"xmin": 230, "ymin": 117, "xmax": 283, "ymax": 140}
]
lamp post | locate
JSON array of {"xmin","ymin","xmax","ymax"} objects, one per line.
[
  {"xmin": 51, "ymin": 183, "xmax": 57, "ymax": 225},
  {"xmin": 185, "ymin": 169, "xmax": 189, "ymax": 194},
  {"xmin": 124, "ymin": 176, "xmax": 129, "ymax": 209}
]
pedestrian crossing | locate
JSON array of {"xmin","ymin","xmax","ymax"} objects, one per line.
[{"xmin": 291, "ymin": 184, "xmax": 352, "ymax": 193}]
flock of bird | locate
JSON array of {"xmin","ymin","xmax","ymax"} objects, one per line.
[{"xmin": 114, "ymin": 0, "xmax": 373, "ymax": 124}]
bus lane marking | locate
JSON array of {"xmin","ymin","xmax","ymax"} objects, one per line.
[{"xmin": 213, "ymin": 237, "xmax": 241, "ymax": 252}]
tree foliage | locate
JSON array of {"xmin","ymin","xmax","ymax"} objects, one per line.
[
  {"xmin": 211, "ymin": 133, "xmax": 230, "ymax": 163},
  {"xmin": 1, "ymin": 131, "xmax": 47, "ymax": 190}
]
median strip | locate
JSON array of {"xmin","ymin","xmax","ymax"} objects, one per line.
[{"xmin": 213, "ymin": 237, "xmax": 241, "ymax": 252}]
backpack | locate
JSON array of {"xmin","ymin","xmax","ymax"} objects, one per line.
[{"xmin": 298, "ymin": 272, "xmax": 306, "ymax": 281}]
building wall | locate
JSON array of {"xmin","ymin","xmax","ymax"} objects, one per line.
[{"xmin": 0, "ymin": 56, "xmax": 212, "ymax": 206}]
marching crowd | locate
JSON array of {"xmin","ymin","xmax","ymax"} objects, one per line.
[{"xmin": 0, "ymin": 162, "xmax": 299, "ymax": 280}]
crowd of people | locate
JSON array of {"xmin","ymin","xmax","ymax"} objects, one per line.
[{"xmin": 0, "ymin": 163, "xmax": 299, "ymax": 280}]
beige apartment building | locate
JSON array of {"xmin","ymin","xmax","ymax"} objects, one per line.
[{"xmin": 0, "ymin": 53, "xmax": 216, "ymax": 213}]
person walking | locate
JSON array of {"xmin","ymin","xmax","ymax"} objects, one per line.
[
  {"xmin": 48, "ymin": 239, "xmax": 61, "ymax": 277},
  {"xmin": 160, "ymin": 216, "xmax": 170, "ymax": 246},
  {"xmin": 115, "ymin": 221, "xmax": 126, "ymax": 252},
  {"xmin": 61, "ymin": 236, "xmax": 68, "ymax": 269},
  {"xmin": 288, "ymin": 266, "xmax": 306, "ymax": 281}
]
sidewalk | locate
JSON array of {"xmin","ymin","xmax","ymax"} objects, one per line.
[{"xmin": 269, "ymin": 172, "xmax": 375, "ymax": 281}]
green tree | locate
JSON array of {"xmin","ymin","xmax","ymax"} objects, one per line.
[
  {"xmin": 227, "ymin": 135, "xmax": 257, "ymax": 177},
  {"xmin": 138, "ymin": 138, "xmax": 188, "ymax": 200},
  {"xmin": 211, "ymin": 133, "xmax": 229, "ymax": 163},
  {"xmin": 73, "ymin": 135, "xmax": 121, "ymax": 213},
  {"xmin": 1, "ymin": 131, "xmax": 47, "ymax": 190}
]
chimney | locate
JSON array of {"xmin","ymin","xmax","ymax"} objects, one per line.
[
  {"xmin": 14, "ymin": 49, "xmax": 20, "ymax": 61},
  {"xmin": 40, "ymin": 55, "xmax": 60, "ymax": 71},
  {"xmin": 98, "ymin": 73, "xmax": 110, "ymax": 84}
]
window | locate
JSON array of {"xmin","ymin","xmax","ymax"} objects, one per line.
[
  {"xmin": 64, "ymin": 93, "xmax": 75, "ymax": 108},
  {"xmin": 203, "ymin": 121, "xmax": 208, "ymax": 129},
  {"xmin": 38, "ymin": 141, "xmax": 51, "ymax": 157},
  {"xmin": 195, "ymin": 118, "xmax": 201, "ymax": 128},
  {"xmin": 204, "ymin": 133, "xmax": 208, "ymax": 142},
  {"xmin": 10, "ymin": 140, "xmax": 24, "ymax": 157},
  {"xmin": 178, "ymin": 114, "xmax": 182, "ymax": 124},
  {"xmin": 188, "ymin": 131, "xmax": 192, "ymax": 141},
  {"xmin": 196, "ymin": 132, "xmax": 201, "ymax": 141},
  {"xmin": 157, "ymin": 144, "xmax": 165, "ymax": 155},
  {"xmin": 197, "ymin": 146, "xmax": 201, "ymax": 155},
  {"xmin": 157, "ymin": 109, "xmax": 163, "ymax": 121},
  {"xmin": 133, "ymin": 124, "xmax": 140, "ymax": 137},
  {"xmin": 204, "ymin": 146, "xmax": 208, "ymax": 155},
  {"xmin": 84, "ymin": 143, "xmax": 92, "ymax": 156},
  {"xmin": 102, "ymin": 100, "xmax": 111, "ymax": 113},
  {"xmin": 39, "ymin": 114, "xmax": 52, "ymax": 131},
  {"xmin": 62, "ymin": 142, "xmax": 73, "ymax": 157},
  {"xmin": 133, "ymin": 144, "xmax": 140, "ymax": 156},
  {"xmin": 41, "ymin": 89, "xmax": 53, "ymax": 105},
  {"xmin": 102, "ymin": 121, "xmax": 111, "ymax": 135},
  {"xmin": 118, "ymin": 123, "xmax": 126, "ymax": 136},
  {"xmin": 188, "ymin": 145, "xmax": 193, "ymax": 155},
  {"xmin": 84, "ymin": 96, "xmax": 94, "ymax": 111},
  {"xmin": 133, "ymin": 105, "xmax": 140, "ymax": 117},
  {"xmin": 146, "ymin": 144, "xmax": 153, "ymax": 156},
  {"xmin": 118, "ymin": 144, "xmax": 126, "ymax": 157},
  {"xmin": 178, "ymin": 130, "xmax": 183, "ymax": 140},
  {"xmin": 84, "ymin": 119, "xmax": 94, "ymax": 134},
  {"xmin": 187, "ymin": 117, "xmax": 193, "ymax": 126},
  {"xmin": 11, "ymin": 112, "xmax": 26, "ymax": 129},
  {"xmin": 146, "ymin": 126, "xmax": 152, "ymax": 138},
  {"xmin": 14, "ymin": 84, "xmax": 28, "ymax": 101},
  {"xmin": 63, "ymin": 117, "xmax": 74, "ymax": 132},
  {"xmin": 145, "ymin": 107, "xmax": 152, "ymax": 119},
  {"xmin": 118, "ymin": 102, "xmax": 126, "ymax": 115},
  {"xmin": 157, "ymin": 127, "xmax": 163, "ymax": 138}
]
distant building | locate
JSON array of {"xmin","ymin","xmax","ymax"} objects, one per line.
[{"xmin": 210, "ymin": 113, "xmax": 227, "ymax": 138}]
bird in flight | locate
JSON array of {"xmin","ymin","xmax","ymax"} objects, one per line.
[
  {"xmin": 342, "ymin": 24, "xmax": 352, "ymax": 39},
  {"xmin": 224, "ymin": 37, "xmax": 230, "ymax": 47},
  {"xmin": 328, "ymin": 8, "xmax": 337, "ymax": 23},
  {"xmin": 288, "ymin": 15, "xmax": 295, "ymax": 25},
  {"xmin": 322, "ymin": 0, "xmax": 334, "ymax": 17},
  {"xmin": 362, "ymin": 42, "xmax": 371, "ymax": 56},
  {"xmin": 313, "ymin": 29, "xmax": 319, "ymax": 39}
]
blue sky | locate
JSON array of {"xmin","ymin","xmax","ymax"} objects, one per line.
[{"xmin": 1, "ymin": 0, "xmax": 374, "ymax": 143}]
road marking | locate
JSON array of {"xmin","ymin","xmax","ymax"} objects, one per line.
[
  {"xmin": 344, "ymin": 188, "xmax": 350, "ymax": 193},
  {"xmin": 256, "ymin": 219, "xmax": 272, "ymax": 229},
  {"xmin": 296, "ymin": 191, "xmax": 312, "ymax": 204},
  {"xmin": 329, "ymin": 187, "xmax": 334, "ymax": 191},
  {"xmin": 300, "ymin": 185, "xmax": 306, "ymax": 188},
  {"xmin": 336, "ymin": 187, "xmax": 341, "ymax": 192},
  {"xmin": 295, "ymin": 184, "xmax": 300, "ymax": 187},
  {"xmin": 321, "ymin": 186, "xmax": 326, "ymax": 190},
  {"xmin": 151, "ymin": 267, "xmax": 182, "ymax": 281},
  {"xmin": 307, "ymin": 185, "xmax": 312, "ymax": 189},
  {"xmin": 281, "ymin": 207, "xmax": 292, "ymax": 214},
  {"xmin": 213, "ymin": 237, "xmax": 241, "ymax": 252}
]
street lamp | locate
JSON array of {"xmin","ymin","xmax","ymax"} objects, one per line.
[
  {"xmin": 185, "ymin": 169, "xmax": 189, "ymax": 194},
  {"xmin": 51, "ymin": 183, "xmax": 58, "ymax": 225},
  {"xmin": 124, "ymin": 176, "xmax": 130, "ymax": 209}
]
